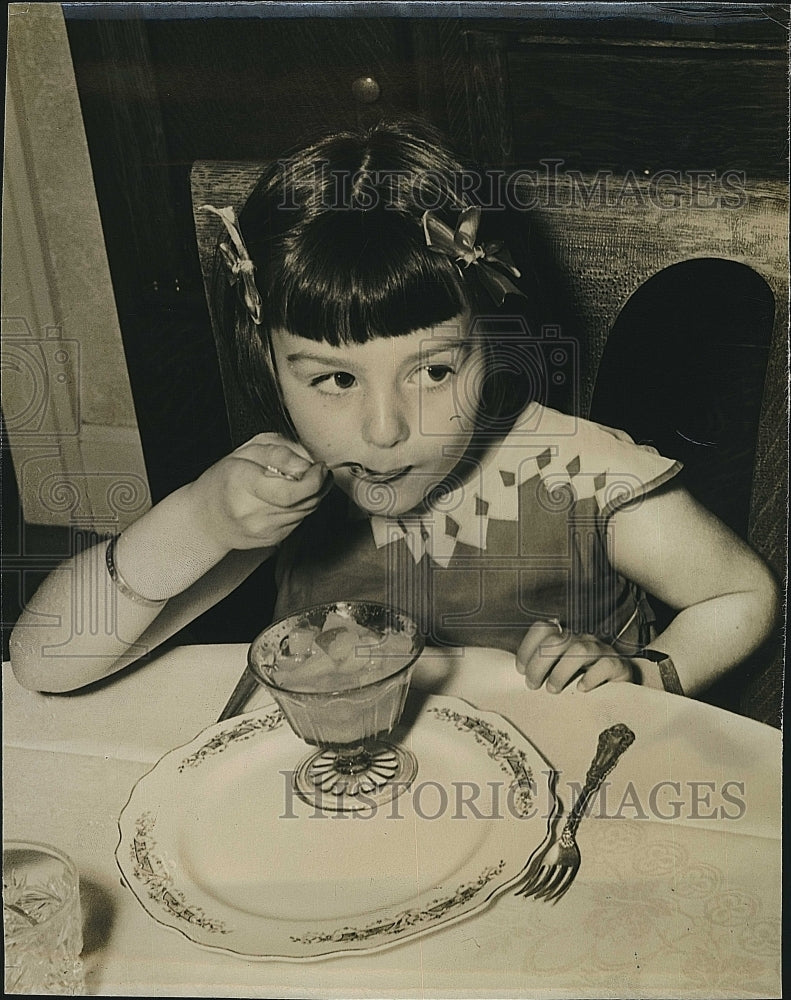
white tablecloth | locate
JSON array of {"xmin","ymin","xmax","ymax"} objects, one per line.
[{"xmin": 3, "ymin": 643, "xmax": 781, "ymax": 998}]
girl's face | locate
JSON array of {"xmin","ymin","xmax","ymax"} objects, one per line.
[{"xmin": 271, "ymin": 313, "xmax": 483, "ymax": 517}]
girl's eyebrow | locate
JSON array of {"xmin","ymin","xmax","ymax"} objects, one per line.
[
  {"xmin": 286, "ymin": 341, "xmax": 469, "ymax": 368},
  {"xmin": 286, "ymin": 351, "xmax": 347, "ymax": 366}
]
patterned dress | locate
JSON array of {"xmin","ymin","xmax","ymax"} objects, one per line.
[{"xmin": 274, "ymin": 403, "xmax": 682, "ymax": 655}]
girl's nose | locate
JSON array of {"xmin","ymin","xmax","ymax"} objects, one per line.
[{"xmin": 361, "ymin": 391, "xmax": 410, "ymax": 449}]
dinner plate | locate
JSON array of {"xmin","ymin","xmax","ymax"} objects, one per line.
[{"xmin": 116, "ymin": 693, "xmax": 556, "ymax": 960}]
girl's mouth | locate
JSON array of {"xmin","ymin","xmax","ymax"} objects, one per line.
[{"xmin": 341, "ymin": 463, "xmax": 412, "ymax": 484}]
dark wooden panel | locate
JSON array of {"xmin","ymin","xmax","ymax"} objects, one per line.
[
  {"xmin": 467, "ymin": 7, "xmax": 789, "ymax": 45},
  {"xmin": 437, "ymin": 19, "xmax": 475, "ymax": 162},
  {"xmin": 464, "ymin": 29, "xmax": 514, "ymax": 167},
  {"xmin": 507, "ymin": 47, "xmax": 787, "ymax": 174},
  {"xmin": 145, "ymin": 17, "xmax": 420, "ymax": 165}
]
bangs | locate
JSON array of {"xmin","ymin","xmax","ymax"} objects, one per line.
[{"xmin": 259, "ymin": 208, "xmax": 471, "ymax": 345}]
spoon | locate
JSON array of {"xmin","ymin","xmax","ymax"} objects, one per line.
[{"xmin": 264, "ymin": 460, "xmax": 362, "ymax": 482}]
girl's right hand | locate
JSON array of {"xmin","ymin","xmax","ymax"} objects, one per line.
[{"xmin": 185, "ymin": 433, "xmax": 332, "ymax": 552}]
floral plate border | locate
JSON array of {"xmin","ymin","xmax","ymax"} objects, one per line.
[{"xmin": 116, "ymin": 695, "xmax": 555, "ymax": 960}]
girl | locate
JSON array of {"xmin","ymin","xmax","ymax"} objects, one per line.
[{"xmin": 10, "ymin": 120, "xmax": 778, "ymax": 698}]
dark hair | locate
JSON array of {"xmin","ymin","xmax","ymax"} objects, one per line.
[{"xmin": 210, "ymin": 119, "xmax": 536, "ymax": 439}]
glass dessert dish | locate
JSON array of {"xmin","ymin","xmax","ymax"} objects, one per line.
[{"xmin": 248, "ymin": 601, "xmax": 424, "ymax": 812}]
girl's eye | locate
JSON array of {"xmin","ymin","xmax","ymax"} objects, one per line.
[
  {"xmin": 417, "ymin": 364, "xmax": 455, "ymax": 388},
  {"xmin": 332, "ymin": 372, "xmax": 355, "ymax": 389},
  {"xmin": 310, "ymin": 371, "xmax": 356, "ymax": 393}
]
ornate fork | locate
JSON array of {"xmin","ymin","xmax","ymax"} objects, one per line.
[{"xmin": 516, "ymin": 723, "xmax": 636, "ymax": 903}]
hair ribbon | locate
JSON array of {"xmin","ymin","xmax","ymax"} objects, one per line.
[
  {"xmin": 422, "ymin": 206, "xmax": 524, "ymax": 306},
  {"xmin": 201, "ymin": 204, "xmax": 263, "ymax": 324}
]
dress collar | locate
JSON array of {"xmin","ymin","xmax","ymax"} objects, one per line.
[
  {"xmin": 349, "ymin": 402, "xmax": 600, "ymax": 567},
  {"xmin": 348, "ymin": 438, "xmax": 514, "ymax": 568}
]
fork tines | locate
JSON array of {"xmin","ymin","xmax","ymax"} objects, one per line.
[{"xmin": 517, "ymin": 862, "xmax": 576, "ymax": 902}]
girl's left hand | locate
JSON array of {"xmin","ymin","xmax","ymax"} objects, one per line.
[{"xmin": 516, "ymin": 622, "xmax": 634, "ymax": 692}]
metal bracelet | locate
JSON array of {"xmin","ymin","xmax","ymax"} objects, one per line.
[{"xmin": 105, "ymin": 535, "xmax": 166, "ymax": 608}]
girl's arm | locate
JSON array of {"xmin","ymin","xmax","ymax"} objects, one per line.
[
  {"xmin": 516, "ymin": 482, "xmax": 780, "ymax": 696},
  {"xmin": 9, "ymin": 434, "xmax": 330, "ymax": 693},
  {"xmin": 8, "ymin": 489, "xmax": 274, "ymax": 693},
  {"xmin": 606, "ymin": 482, "xmax": 780, "ymax": 695}
]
